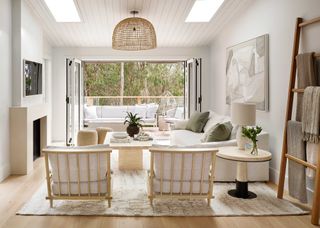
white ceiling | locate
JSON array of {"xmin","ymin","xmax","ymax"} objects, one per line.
[{"xmin": 25, "ymin": 0, "xmax": 251, "ymax": 47}]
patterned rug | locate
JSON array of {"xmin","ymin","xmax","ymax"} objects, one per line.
[{"xmin": 17, "ymin": 170, "xmax": 308, "ymax": 216}]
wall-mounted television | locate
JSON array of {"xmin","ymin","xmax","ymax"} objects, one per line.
[{"xmin": 24, "ymin": 60, "xmax": 42, "ymax": 96}]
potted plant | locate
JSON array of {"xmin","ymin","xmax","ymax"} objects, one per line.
[
  {"xmin": 124, "ymin": 112, "xmax": 143, "ymax": 137},
  {"xmin": 242, "ymin": 126, "xmax": 262, "ymax": 155}
]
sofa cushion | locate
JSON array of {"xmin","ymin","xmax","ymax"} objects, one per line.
[
  {"xmin": 170, "ymin": 130, "xmax": 203, "ymax": 146},
  {"xmin": 101, "ymin": 106, "xmax": 127, "ymax": 118},
  {"xmin": 84, "ymin": 105, "xmax": 98, "ymax": 119},
  {"xmin": 185, "ymin": 111, "xmax": 209, "ymax": 133},
  {"xmin": 201, "ymin": 121, "xmax": 233, "ymax": 142}
]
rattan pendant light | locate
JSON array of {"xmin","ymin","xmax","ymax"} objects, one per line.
[{"xmin": 112, "ymin": 11, "xmax": 157, "ymax": 51}]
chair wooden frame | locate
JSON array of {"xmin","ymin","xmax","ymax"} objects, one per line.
[
  {"xmin": 277, "ymin": 16, "xmax": 320, "ymax": 225},
  {"xmin": 147, "ymin": 147, "xmax": 218, "ymax": 206},
  {"xmin": 43, "ymin": 147, "xmax": 112, "ymax": 208}
]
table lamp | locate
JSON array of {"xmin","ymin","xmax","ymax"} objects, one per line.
[{"xmin": 231, "ymin": 102, "xmax": 256, "ymax": 150}]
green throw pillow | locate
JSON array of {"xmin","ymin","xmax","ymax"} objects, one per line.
[
  {"xmin": 185, "ymin": 111, "xmax": 210, "ymax": 133},
  {"xmin": 204, "ymin": 121, "xmax": 233, "ymax": 142}
]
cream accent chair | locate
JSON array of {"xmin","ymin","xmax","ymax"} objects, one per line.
[
  {"xmin": 96, "ymin": 127, "xmax": 113, "ymax": 144},
  {"xmin": 148, "ymin": 147, "xmax": 218, "ymax": 206},
  {"xmin": 43, "ymin": 145, "xmax": 112, "ymax": 208},
  {"xmin": 77, "ymin": 130, "xmax": 98, "ymax": 146}
]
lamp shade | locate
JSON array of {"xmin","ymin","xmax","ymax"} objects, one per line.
[
  {"xmin": 231, "ymin": 102, "xmax": 256, "ymax": 126},
  {"xmin": 112, "ymin": 16, "xmax": 157, "ymax": 51}
]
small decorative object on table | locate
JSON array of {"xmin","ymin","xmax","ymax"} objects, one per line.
[
  {"xmin": 124, "ymin": 112, "xmax": 143, "ymax": 137},
  {"xmin": 134, "ymin": 130, "xmax": 153, "ymax": 141},
  {"xmin": 242, "ymin": 126, "xmax": 262, "ymax": 155}
]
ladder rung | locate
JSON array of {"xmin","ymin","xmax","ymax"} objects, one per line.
[
  {"xmin": 291, "ymin": 88, "xmax": 304, "ymax": 93},
  {"xmin": 286, "ymin": 154, "xmax": 317, "ymax": 170},
  {"xmin": 299, "ymin": 16, "xmax": 320, "ymax": 27}
]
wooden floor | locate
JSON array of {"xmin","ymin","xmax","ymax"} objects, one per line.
[{"xmin": 0, "ymin": 158, "xmax": 316, "ymax": 228}]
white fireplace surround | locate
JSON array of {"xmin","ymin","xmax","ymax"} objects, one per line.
[{"xmin": 10, "ymin": 104, "xmax": 49, "ymax": 174}]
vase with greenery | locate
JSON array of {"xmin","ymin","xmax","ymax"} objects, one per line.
[
  {"xmin": 241, "ymin": 126, "xmax": 262, "ymax": 155},
  {"xmin": 124, "ymin": 112, "xmax": 143, "ymax": 137}
]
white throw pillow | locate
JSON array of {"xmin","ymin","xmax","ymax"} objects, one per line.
[
  {"xmin": 203, "ymin": 112, "xmax": 225, "ymax": 132},
  {"xmin": 84, "ymin": 105, "xmax": 98, "ymax": 119}
]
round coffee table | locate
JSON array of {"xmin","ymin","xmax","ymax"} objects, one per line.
[{"xmin": 217, "ymin": 146, "xmax": 272, "ymax": 199}]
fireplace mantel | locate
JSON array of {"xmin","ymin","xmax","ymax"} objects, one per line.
[{"xmin": 10, "ymin": 103, "xmax": 49, "ymax": 174}]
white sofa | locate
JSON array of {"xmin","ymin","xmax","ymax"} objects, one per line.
[
  {"xmin": 169, "ymin": 111, "xmax": 270, "ymax": 182},
  {"xmin": 84, "ymin": 103, "xmax": 159, "ymax": 131}
]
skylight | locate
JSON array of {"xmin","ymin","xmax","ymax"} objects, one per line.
[
  {"xmin": 44, "ymin": 0, "xmax": 81, "ymax": 22},
  {"xmin": 185, "ymin": 0, "xmax": 224, "ymax": 22}
]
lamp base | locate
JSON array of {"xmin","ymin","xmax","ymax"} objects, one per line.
[{"xmin": 236, "ymin": 126, "xmax": 247, "ymax": 150}]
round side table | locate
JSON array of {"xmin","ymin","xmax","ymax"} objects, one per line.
[{"xmin": 217, "ymin": 146, "xmax": 272, "ymax": 199}]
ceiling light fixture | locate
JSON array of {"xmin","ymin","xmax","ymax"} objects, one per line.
[
  {"xmin": 112, "ymin": 11, "xmax": 157, "ymax": 51},
  {"xmin": 44, "ymin": 0, "xmax": 81, "ymax": 22},
  {"xmin": 185, "ymin": 0, "xmax": 224, "ymax": 22}
]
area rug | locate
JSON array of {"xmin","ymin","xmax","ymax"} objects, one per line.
[{"xmin": 17, "ymin": 170, "xmax": 308, "ymax": 216}]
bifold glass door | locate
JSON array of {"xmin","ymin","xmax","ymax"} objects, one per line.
[
  {"xmin": 66, "ymin": 58, "xmax": 83, "ymax": 146},
  {"xmin": 185, "ymin": 58, "xmax": 202, "ymax": 118}
]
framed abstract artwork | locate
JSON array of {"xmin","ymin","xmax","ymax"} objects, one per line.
[{"xmin": 226, "ymin": 34, "xmax": 269, "ymax": 111}]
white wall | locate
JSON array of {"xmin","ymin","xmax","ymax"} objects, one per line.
[
  {"xmin": 0, "ymin": 0, "xmax": 12, "ymax": 181},
  {"xmin": 12, "ymin": 0, "xmax": 47, "ymax": 107},
  {"xmin": 51, "ymin": 47, "xmax": 210, "ymax": 141},
  {"xmin": 209, "ymin": 0, "xmax": 320, "ymax": 188}
]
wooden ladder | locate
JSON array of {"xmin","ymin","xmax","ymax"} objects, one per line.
[{"xmin": 277, "ymin": 16, "xmax": 320, "ymax": 226}]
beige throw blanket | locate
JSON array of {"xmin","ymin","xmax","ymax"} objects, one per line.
[
  {"xmin": 302, "ymin": 87, "xmax": 320, "ymax": 143},
  {"xmin": 296, "ymin": 53, "xmax": 317, "ymax": 121}
]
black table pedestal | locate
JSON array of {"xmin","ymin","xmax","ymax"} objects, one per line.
[{"xmin": 227, "ymin": 180, "xmax": 257, "ymax": 199}]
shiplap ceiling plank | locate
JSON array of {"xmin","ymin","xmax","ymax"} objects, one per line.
[{"xmin": 25, "ymin": 0, "xmax": 252, "ymax": 47}]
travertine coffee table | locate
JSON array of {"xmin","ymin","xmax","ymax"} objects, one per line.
[
  {"xmin": 105, "ymin": 131, "xmax": 170, "ymax": 170},
  {"xmin": 217, "ymin": 146, "xmax": 272, "ymax": 199}
]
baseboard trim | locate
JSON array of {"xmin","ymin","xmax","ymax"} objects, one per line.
[{"xmin": 0, "ymin": 163, "xmax": 10, "ymax": 182}]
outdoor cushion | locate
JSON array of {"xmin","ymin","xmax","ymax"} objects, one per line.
[
  {"xmin": 185, "ymin": 111, "xmax": 210, "ymax": 133},
  {"xmin": 101, "ymin": 106, "xmax": 127, "ymax": 118},
  {"xmin": 134, "ymin": 104, "xmax": 147, "ymax": 118},
  {"xmin": 146, "ymin": 103, "xmax": 159, "ymax": 118},
  {"xmin": 84, "ymin": 105, "xmax": 98, "ymax": 119}
]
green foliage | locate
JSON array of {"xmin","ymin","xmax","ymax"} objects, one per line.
[
  {"xmin": 242, "ymin": 126, "xmax": 262, "ymax": 144},
  {"xmin": 124, "ymin": 112, "xmax": 143, "ymax": 127},
  {"xmin": 83, "ymin": 62, "xmax": 184, "ymax": 105}
]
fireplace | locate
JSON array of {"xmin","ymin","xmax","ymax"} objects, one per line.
[
  {"xmin": 33, "ymin": 119, "xmax": 41, "ymax": 161},
  {"xmin": 10, "ymin": 104, "xmax": 49, "ymax": 174}
]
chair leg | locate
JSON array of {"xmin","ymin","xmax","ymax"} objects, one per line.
[
  {"xmin": 207, "ymin": 198, "xmax": 211, "ymax": 206},
  {"xmin": 49, "ymin": 199, "xmax": 53, "ymax": 208},
  {"xmin": 108, "ymin": 199, "xmax": 111, "ymax": 208},
  {"xmin": 149, "ymin": 197, "xmax": 153, "ymax": 206}
]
